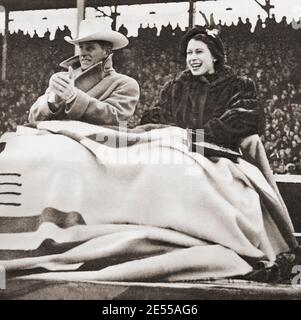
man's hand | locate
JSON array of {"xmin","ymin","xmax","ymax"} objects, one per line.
[{"xmin": 49, "ymin": 69, "xmax": 76, "ymax": 102}]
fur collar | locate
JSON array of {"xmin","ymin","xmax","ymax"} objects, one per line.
[{"xmin": 176, "ymin": 65, "xmax": 235, "ymax": 87}]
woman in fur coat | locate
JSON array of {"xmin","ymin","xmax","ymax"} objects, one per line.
[
  {"xmin": 141, "ymin": 27, "xmax": 260, "ymax": 152},
  {"xmin": 141, "ymin": 26, "xmax": 300, "ymax": 282}
]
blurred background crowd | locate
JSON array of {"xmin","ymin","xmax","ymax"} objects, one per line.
[{"xmin": 0, "ymin": 14, "xmax": 300, "ymax": 174}]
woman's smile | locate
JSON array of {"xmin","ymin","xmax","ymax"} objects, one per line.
[
  {"xmin": 190, "ymin": 62, "xmax": 203, "ymax": 71},
  {"xmin": 186, "ymin": 39, "xmax": 215, "ymax": 75}
]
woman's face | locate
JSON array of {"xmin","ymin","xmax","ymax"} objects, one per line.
[{"xmin": 186, "ymin": 39, "xmax": 215, "ymax": 76}]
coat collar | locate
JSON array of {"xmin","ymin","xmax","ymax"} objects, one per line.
[
  {"xmin": 59, "ymin": 54, "xmax": 115, "ymax": 92},
  {"xmin": 177, "ymin": 65, "xmax": 235, "ymax": 87}
]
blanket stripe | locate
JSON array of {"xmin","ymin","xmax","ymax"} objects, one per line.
[
  {"xmin": 0, "ymin": 202, "xmax": 21, "ymax": 207},
  {"xmin": 0, "ymin": 208, "xmax": 86, "ymax": 233},
  {"xmin": 0, "ymin": 173, "xmax": 22, "ymax": 207},
  {"xmin": 0, "ymin": 239, "xmax": 85, "ymax": 260},
  {"xmin": 0, "ymin": 192, "xmax": 21, "ymax": 195}
]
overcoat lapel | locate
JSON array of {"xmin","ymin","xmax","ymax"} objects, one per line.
[{"xmin": 59, "ymin": 54, "xmax": 114, "ymax": 93}]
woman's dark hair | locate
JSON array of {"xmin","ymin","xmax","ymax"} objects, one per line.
[
  {"xmin": 96, "ymin": 40, "xmax": 113, "ymax": 56},
  {"xmin": 180, "ymin": 27, "xmax": 225, "ymax": 71}
]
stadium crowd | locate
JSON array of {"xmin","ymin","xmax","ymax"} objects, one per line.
[{"xmin": 0, "ymin": 15, "xmax": 300, "ymax": 174}]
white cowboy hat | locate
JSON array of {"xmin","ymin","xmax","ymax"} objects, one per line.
[{"xmin": 64, "ymin": 19, "xmax": 129, "ymax": 50}]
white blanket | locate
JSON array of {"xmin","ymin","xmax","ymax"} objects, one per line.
[{"xmin": 0, "ymin": 121, "xmax": 294, "ymax": 281}]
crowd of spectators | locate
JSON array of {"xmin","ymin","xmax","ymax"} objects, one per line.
[{"xmin": 0, "ymin": 15, "xmax": 300, "ymax": 174}]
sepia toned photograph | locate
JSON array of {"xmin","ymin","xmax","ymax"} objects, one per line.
[{"xmin": 0, "ymin": 0, "xmax": 300, "ymax": 301}]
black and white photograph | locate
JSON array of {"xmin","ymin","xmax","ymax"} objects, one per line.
[{"xmin": 0, "ymin": 0, "xmax": 301, "ymax": 302}]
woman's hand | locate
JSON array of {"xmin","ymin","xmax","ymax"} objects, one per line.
[
  {"xmin": 220, "ymin": 108, "xmax": 258, "ymax": 124},
  {"xmin": 226, "ymin": 90, "xmax": 257, "ymax": 107},
  {"xmin": 221, "ymin": 87, "xmax": 259, "ymax": 125}
]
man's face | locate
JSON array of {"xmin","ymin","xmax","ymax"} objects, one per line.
[{"xmin": 79, "ymin": 41, "xmax": 108, "ymax": 70}]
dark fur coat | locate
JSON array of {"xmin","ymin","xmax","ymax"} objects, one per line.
[{"xmin": 141, "ymin": 66, "xmax": 261, "ymax": 150}]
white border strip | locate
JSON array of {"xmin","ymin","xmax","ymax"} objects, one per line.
[{"xmin": 274, "ymin": 175, "xmax": 301, "ymax": 183}]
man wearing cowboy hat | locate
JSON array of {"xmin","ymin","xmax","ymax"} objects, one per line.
[{"xmin": 29, "ymin": 19, "xmax": 140, "ymax": 125}]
